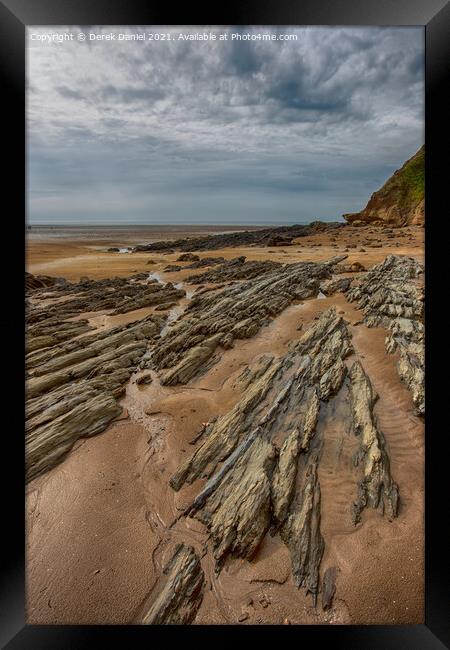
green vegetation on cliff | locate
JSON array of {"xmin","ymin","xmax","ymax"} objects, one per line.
[
  {"xmin": 344, "ymin": 145, "xmax": 425, "ymax": 226},
  {"xmin": 378, "ymin": 145, "xmax": 424, "ymax": 211}
]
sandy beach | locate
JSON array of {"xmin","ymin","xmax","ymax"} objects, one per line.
[{"xmin": 25, "ymin": 223, "xmax": 424, "ymax": 625}]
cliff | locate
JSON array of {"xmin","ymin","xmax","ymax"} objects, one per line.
[{"xmin": 344, "ymin": 146, "xmax": 424, "ymax": 227}]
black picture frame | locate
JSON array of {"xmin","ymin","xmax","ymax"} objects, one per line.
[{"xmin": 1, "ymin": 1, "xmax": 448, "ymax": 647}]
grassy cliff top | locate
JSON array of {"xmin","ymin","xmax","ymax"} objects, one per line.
[{"xmin": 377, "ymin": 145, "xmax": 424, "ymax": 210}]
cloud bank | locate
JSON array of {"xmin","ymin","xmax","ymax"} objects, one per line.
[{"xmin": 27, "ymin": 26, "xmax": 424, "ymax": 224}]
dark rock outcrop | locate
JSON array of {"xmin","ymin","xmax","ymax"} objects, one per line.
[
  {"xmin": 184, "ymin": 256, "xmax": 226, "ymax": 269},
  {"xmin": 264, "ymin": 235, "xmax": 293, "ymax": 247},
  {"xmin": 177, "ymin": 253, "xmax": 200, "ymax": 262},
  {"xmin": 26, "ymin": 272, "xmax": 66, "ymax": 293},
  {"xmin": 132, "ymin": 222, "xmax": 343, "ymax": 253}
]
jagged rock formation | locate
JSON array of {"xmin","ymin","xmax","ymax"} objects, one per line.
[
  {"xmin": 185, "ymin": 256, "xmax": 282, "ymax": 284},
  {"xmin": 319, "ymin": 277, "xmax": 352, "ymax": 296},
  {"xmin": 348, "ymin": 361, "xmax": 399, "ymax": 524},
  {"xmin": 25, "ymin": 246, "xmax": 417, "ymax": 621},
  {"xmin": 26, "ymin": 282, "xmax": 166, "ymax": 481},
  {"xmin": 271, "ymin": 390, "xmax": 320, "ymax": 526},
  {"xmin": 37, "ymin": 272, "xmax": 148, "ymax": 294},
  {"xmin": 141, "ymin": 545, "xmax": 204, "ymax": 625},
  {"xmin": 135, "ymin": 371, "xmax": 153, "ymax": 385},
  {"xmin": 27, "ymin": 274, "xmax": 185, "ymax": 324},
  {"xmin": 132, "ymin": 222, "xmax": 343, "ymax": 253},
  {"xmin": 26, "ymin": 271, "xmax": 66, "ymax": 293},
  {"xmin": 346, "ymin": 255, "xmax": 424, "ymax": 414},
  {"xmin": 280, "ymin": 456, "xmax": 324, "ymax": 604},
  {"xmin": 173, "ymin": 308, "xmax": 352, "ymax": 602},
  {"xmin": 162, "ymin": 257, "xmax": 229, "ymax": 273},
  {"xmin": 321, "ymin": 567, "xmax": 337, "ymax": 610},
  {"xmin": 187, "ymin": 432, "xmax": 276, "ymax": 569},
  {"xmin": 26, "ymin": 314, "xmax": 162, "ymax": 388},
  {"xmin": 27, "ymin": 318, "xmax": 94, "ymax": 352},
  {"xmin": 183, "ymin": 256, "xmax": 226, "ymax": 269},
  {"xmin": 344, "ymin": 146, "xmax": 424, "ymax": 227},
  {"xmin": 151, "ymin": 257, "xmax": 347, "ymax": 386},
  {"xmin": 177, "ymin": 253, "xmax": 200, "ymax": 262}
]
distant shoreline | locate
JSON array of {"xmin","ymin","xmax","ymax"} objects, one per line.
[
  {"xmin": 26, "ymin": 219, "xmax": 345, "ymax": 229},
  {"xmin": 26, "ymin": 224, "xmax": 265, "ymax": 230}
]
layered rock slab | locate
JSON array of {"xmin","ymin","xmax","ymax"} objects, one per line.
[
  {"xmin": 151, "ymin": 257, "xmax": 347, "ymax": 386},
  {"xmin": 26, "ymin": 271, "xmax": 67, "ymax": 293},
  {"xmin": 26, "ymin": 310, "xmax": 165, "ymax": 482},
  {"xmin": 346, "ymin": 255, "xmax": 424, "ymax": 414},
  {"xmin": 185, "ymin": 256, "xmax": 282, "ymax": 284},
  {"xmin": 173, "ymin": 308, "xmax": 352, "ymax": 601},
  {"xmin": 280, "ymin": 456, "xmax": 324, "ymax": 604},
  {"xmin": 27, "ymin": 318, "xmax": 94, "ymax": 352},
  {"xmin": 27, "ymin": 273, "xmax": 185, "ymax": 325},
  {"xmin": 141, "ymin": 544, "xmax": 205, "ymax": 625},
  {"xmin": 348, "ymin": 361, "xmax": 399, "ymax": 525}
]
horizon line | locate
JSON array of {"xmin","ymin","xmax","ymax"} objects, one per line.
[{"xmin": 26, "ymin": 218, "xmax": 345, "ymax": 227}]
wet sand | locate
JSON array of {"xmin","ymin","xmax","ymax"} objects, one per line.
[
  {"xmin": 26, "ymin": 223, "xmax": 423, "ymax": 281},
  {"xmin": 25, "ymin": 223, "xmax": 424, "ymax": 624}
]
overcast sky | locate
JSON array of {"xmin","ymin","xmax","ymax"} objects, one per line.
[{"xmin": 27, "ymin": 26, "xmax": 424, "ymax": 225}]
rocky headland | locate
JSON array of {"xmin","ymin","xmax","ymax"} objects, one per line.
[{"xmin": 344, "ymin": 146, "xmax": 424, "ymax": 227}]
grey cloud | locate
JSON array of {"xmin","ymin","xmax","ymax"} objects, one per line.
[
  {"xmin": 98, "ymin": 84, "xmax": 165, "ymax": 104},
  {"xmin": 57, "ymin": 85, "xmax": 84, "ymax": 100},
  {"xmin": 228, "ymin": 40, "xmax": 262, "ymax": 75},
  {"xmin": 26, "ymin": 26, "xmax": 424, "ymax": 224}
]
